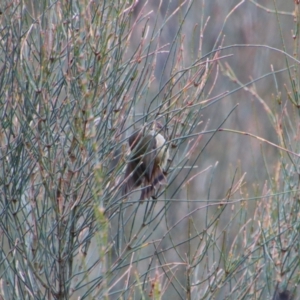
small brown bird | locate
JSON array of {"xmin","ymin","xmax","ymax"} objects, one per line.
[{"xmin": 123, "ymin": 122, "xmax": 169, "ymax": 200}]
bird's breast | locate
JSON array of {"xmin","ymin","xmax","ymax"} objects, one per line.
[{"xmin": 155, "ymin": 133, "xmax": 169, "ymax": 169}]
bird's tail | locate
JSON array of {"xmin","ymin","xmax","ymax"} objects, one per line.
[{"xmin": 140, "ymin": 165, "xmax": 167, "ymax": 201}]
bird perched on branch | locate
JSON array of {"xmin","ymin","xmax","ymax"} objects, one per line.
[{"xmin": 122, "ymin": 121, "xmax": 169, "ymax": 201}]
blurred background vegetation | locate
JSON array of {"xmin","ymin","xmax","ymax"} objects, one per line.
[{"xmin": 0, "ymin": 0, "xmax": 299, "ymax": 299}]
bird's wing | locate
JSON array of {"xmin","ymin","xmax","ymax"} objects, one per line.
[
  {"xmin": 123, "ymin": 132, "xmax": 156, "ymax": 197},
  {"xmin": 128, "ymin": 130, "xmax": 143, "ymax": 150}
]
